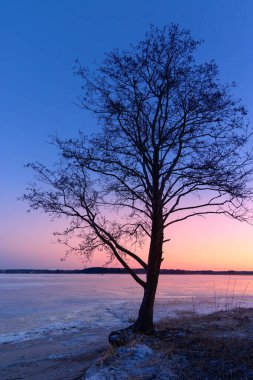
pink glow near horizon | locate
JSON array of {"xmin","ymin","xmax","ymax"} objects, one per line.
[
  {"xmin": 2, "ymin": 210, "xmax": 253, "ymax": 271},
  {"xmin": 165, "ymin": 215, "xmax": 253, "ymax": 271}
]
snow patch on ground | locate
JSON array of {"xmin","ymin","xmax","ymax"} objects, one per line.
[{"xmin": 85, "ymin": 343, "xmax": 183, "ymax": 380}]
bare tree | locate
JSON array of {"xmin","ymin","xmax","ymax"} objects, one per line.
[{"xmin": 23, "ymin": 25, "xmax": 253, "ymax": 338}]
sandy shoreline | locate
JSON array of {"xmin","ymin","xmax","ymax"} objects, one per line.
[{"xmin": 0, "ymin": 326, "xmax": 110, "ymax": 380}]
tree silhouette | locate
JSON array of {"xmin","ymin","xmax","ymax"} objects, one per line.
[{"xmin": 24, "ymin": 25, "xmax": 253, "ymax": 338}]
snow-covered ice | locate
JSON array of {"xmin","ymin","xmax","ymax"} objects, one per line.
[{"xmin": 1, "ymin": 273, "xmax": 253, "ymax": 344}]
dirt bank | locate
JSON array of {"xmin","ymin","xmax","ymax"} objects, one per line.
[{"xmin": 85, "ymin": 308, "xmax": 253, "ymax": 379}]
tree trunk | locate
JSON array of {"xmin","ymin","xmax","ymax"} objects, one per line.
[
  {"xmin": 108, "ymin": 210, "xmax": 164, "ymax": 345},
  {"xmin": 133, "ymin": 212, "xmax": 163, "ymax": 333},
  {"xmin": 132, "ymin": 272, "xmax": 160, "ymax": 333}
]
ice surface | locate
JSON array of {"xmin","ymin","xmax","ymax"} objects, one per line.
[{"xmin": 1, "ymin": 274, "xmax": 253, "ymax": 344}]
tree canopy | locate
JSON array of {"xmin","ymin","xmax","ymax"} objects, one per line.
[{"xmin": 24, "ymin": 24, "xmax": 253, "ymax": 334}]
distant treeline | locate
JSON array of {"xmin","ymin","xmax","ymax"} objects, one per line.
[{"xmin": 0, "ymin": 267, "xmax": 253, "ymax": 275}]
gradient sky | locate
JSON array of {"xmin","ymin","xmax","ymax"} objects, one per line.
[{"xmin": 1, "ymin": 0, "xmax": 253, "ymax": 270}]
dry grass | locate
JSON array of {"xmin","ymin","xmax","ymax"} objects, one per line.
[
  {"xmin": 154, "ymin": 308, "xmax": 253, "ymax": 379},
  {"xmin": 86, "ymin": 307, "xmax": 253, "ymax": 379}
]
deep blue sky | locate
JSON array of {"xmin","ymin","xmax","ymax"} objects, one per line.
[{"xmin": 1, "ymin": 0, "xmax": 253, "ymax": 269}]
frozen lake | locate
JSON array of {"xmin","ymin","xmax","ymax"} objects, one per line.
[{"xmin": 1, "ymin": 274, "xmax": 253, "ymax": 344}]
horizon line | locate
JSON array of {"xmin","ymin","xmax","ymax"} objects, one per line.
[{"xmin": 1, "ymin": 267, "xmax": 253, "ymax": 273}]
